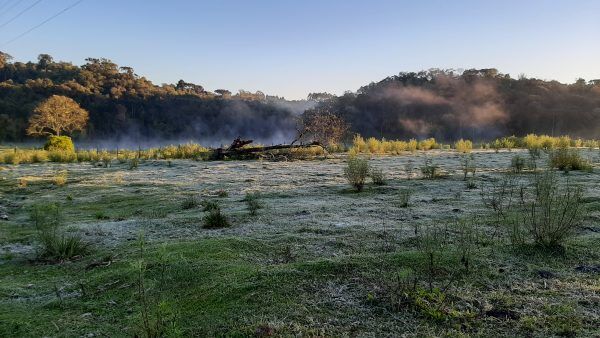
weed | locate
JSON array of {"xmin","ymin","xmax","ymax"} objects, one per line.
[
  {"xmin": 344, "ymin": 156, "xmax": 369, "ymax": 191},
  {"xmin": 200, "ymin": 200, "xmax": 219, "ymax": 211},
  {"xmin": 455, "ymin": 139, "xmax": 473, "ymax": 153},
  {"xmin": 180, "ymin": 196, "xmax": 199, "ymax": 210},
  {"xmin": 460, "ymin": 154, "xmax": 476, "ymax": 180},
  {"xmin": 30, "ymin": 203, "xmax": 89, "ymax": 261},
  {"xmin": 370, "ymin": 167, "xmax": 386, "ymax": 185},
  {"xmin": 203, "ymin": 206, "xmax": 230, "ymax": 228},
  {"xmin": 216, "ymin": 189, "xmax": 228, "ymax": 198},
  {"xmin": 420, "ymin": 158, "xmax": 441, "ymax": 179},
  {"xmin": 129, "ymin": 158, "xmax": 140, "ymax": 170},
  {"xmin": 53, "ymin": 170, "xmax": 68, "ymax": 186},
  {"xmin": 549, "ymin": 148, "xmax": 592, "ymax": 172},
  {"xmin": 511, "ymin": 155, "xmax": 526, "ymax": 173},
  {"xmin": 244, "ymin": 193, "xmax": 263, "ymax": 216},
  {"xmin": 397, "ymin": 189, "xmax": 412, "ymax": 208}
]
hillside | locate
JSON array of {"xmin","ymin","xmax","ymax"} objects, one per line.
[{"xmin": 1, "ymin": 53, "xmax": 600, "ymax": 144}]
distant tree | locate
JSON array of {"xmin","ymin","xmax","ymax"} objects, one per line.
[
  {"xmin": 307, "ymin": 92, "xmax": 335, "ymax": 102},
  {"xmin": 0, "ymin": 51, "xmax": 13, "ymax": 68},
  {"xmin": 27, "ymin": 95, "xmax": 89, "ymax": 136},
  {"xmin": 37, "ymin": 54, "xmax": 54, "ymax": 70},
  {"xmin": 294, "ymin": 108, "xmax": 350, "ymax": 146},
  {"xmin": 215, "ymin": 89, "xmax": 231, "ymax": 97}
]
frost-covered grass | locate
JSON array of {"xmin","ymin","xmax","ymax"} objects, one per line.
[{"xmin": 0, "ymin": 150, "xmax": 599, "ymax": 336}]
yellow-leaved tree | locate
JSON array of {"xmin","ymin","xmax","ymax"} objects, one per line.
[{"xmin": 26, "ymin": 95, "xmax": 89, "ymax": 137}]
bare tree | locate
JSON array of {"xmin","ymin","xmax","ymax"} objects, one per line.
[
  {"xmin": 293, "ymin": 108, "xmax": 350, "ymax": 146},
  {"xmin": 27, "ymin": 95, "xmax": 89, "ymax": 136}
]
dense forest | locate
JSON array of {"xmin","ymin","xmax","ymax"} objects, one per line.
[
  {"xmin": 1, "ymin": 52, "xmax": 599, "ymax": 145},
  {"xmin": 313, "ymin": 69, "xmax": 600, "ymax": 141}
]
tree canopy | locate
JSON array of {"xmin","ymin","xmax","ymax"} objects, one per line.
[{"xmin": 27, "ymin": 95, "xmax": 89, "ymax": 136}]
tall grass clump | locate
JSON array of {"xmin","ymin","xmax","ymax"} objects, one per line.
[
  {"xmin": 344, "ymin": 156, "xmax": 370, "ymax": 191},
  {"xmin": 203, "ymin": 204, "xmax": 230, "ymax": 228},
  {"xmin": 482, "ymin": 170, "xmax": 586, "ymax": 250},
  {"xmin": 549, "ymin": 148, "xmax": 592, "ymax": 172},
  {"xmin": 30, "ymin": 203, "xmax": 89, "ymax": 261},
  {"xmin": 454, "ymin": 139, "xmax": 473, "ymax": 153},
  {"xmin": 243, "ymin": 193, "xmax": 263, "ymax": 216},
  {"xmin": 369, "ymin": 167, "xmax": 386, "ymax": 185}
]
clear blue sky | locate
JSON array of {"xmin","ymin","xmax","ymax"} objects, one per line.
[{"xmin": 1, "ymin": 0, "xmax": 599, "ymax": 99}]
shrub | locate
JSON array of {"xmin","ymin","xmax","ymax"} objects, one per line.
[
  {"xmin": 31, "ymin": 150, "xmax": 48, "ymax": 163},
  {"xmin": 370, "ymin": 167, "xmax": 386, "ymax": 185},
  {"xmin": 519, "ymin": 171, "xmax": 585, "ymax": 248},
  {"xmin": 48, "ymin": 150, "xmax": 77, "ymax": 163},
  {"xmin": 455, "ymin": 139, "xmax": 473, "ymax": 153},
  {"xmin": 243, "ymin": 193, "xmax": 263, "ymax": 216},
  {"xmin": 53, "ymin": 171, "xmax": 68, "ymax": 186},
  {"xmin": 44, "ymin": 136, "xmax": 75, "ymax": 152},
  {"xmin": 129, "ymin": 157, "xmax": 139, "ymax": 170},
  {"xmin": 511, "ymin": 155, "xmax": 526, "ymax": 173},
  {"xmin": 30, "ymin": 203, "xmax": 89, "ymax": 261},
  {"xmin": 418, "ymin": 138, "xmax": 438, "ymax": 151},
  {"xmin": 203, "ymin": 207, "xmax": 230, "ymax": 228},
  {"xmin": 200, "ymin": 200, "xmax": 219, "ymax": 211},
  {"xmin": 181, "ymin": 196, "xmax": 199, "ymax": 210},
  {"xmin": 549, "ymin": 149, "xmax": 592, "ymax": 172},
  {"xmin": 344, "ymin": 156, "xmax": 370, "ymax": 191},
  {"xmin": 460, "ymin": 154, "xmax": 476, "ymax": 180},
  {"xmin": 398, "ymin": 189, "xmax": 412, "ymax": 208},
  {"xmin": 420, "ymin": 159, "xmax": 440, "ymax": 179}
]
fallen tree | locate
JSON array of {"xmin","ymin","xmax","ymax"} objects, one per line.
[{"xmin": 211, "ymin": 137, "xmax": 323, "ymax": 160}]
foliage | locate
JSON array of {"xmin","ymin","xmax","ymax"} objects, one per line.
[
  {"xmin": 420, "ymin": 158, "xmax": 441, "ymax": 179},
  {"xmin": 295, "ymin": 109, "xmax": 350, "ymax": 146},
  {"xmin": 369, "ymin": 167, "xmax": 386, "ymax": 185},
  {"xmin": 482, "ymin": 170, "xmax": 586, "ymax": 249},
  {"xmin": 397, "ymin": 189, "xmax": 412, "ymax": 208},
  {"xmin": 30, "ymin": 203, "xmax": 89, "ymax": 261},
  {"xmin": 203, "ymin": 206, "xmax": 230, "ymax": 228},
  {"xmin": 460, "ymin": 154, "xmax": 476, "ymax": 180},
  {"xmin": 180, "ymin": 196, "xmax": 199, "ymax": 210},
  {"xmin": 549, "ymin": 148, "xmax": 592, "ymax": 172},
  {"xmin": 511, "ymin": 155, "xmax": 526, "ymax": 173},
  {"xmin": 44, "ymin": 135, "xmax": 75, "ymax": 152},
  {"xmin": 344, "ymin": 156, "xmax": 370, "ymax": 191},
  {"xmin": 27, "ymin": 95, "xmax": 89, "ymax": 137},
  {"xmin": 243, "ymin": 193, "xmax": 263, "ymax": 216},
  {"xmin": 454, "ymin": 139, "xmax": 473, "ymax": 153}
]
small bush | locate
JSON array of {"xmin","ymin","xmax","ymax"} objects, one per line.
[
  {"xmin": 344, "ymin": 156, "xmax": 370, "ymax": 191},
  {"xmin": 511, "ymin": 155, "xmax": 526, "ymax": 173},
  {"xmin": 460, "ymin": 154, "xmax": 476, "ymax": 180},
  {"xmin": 398, "ymin": 189, "xmax": 412, "ymax": 208},
  {"xmin": 129, "ymin": 158, "xmax": 139, "ymax": 170},
  {"xmin": 244, "ymin": 193, "xmax": 263, "ymax": 216},
  {"xmin": 203, "ymin": 207, "xmax": 230, "ymax": 228},
  {"xmin": 181, "ymin": 196, "xmax": 199, "ymax": 210},
  {"xmin": 549, "ymin": 149, "xmax": 592, "ymax": 172},
  {"xmin": 44, "ymin": 136, "xmax": 75, "ymax": 152},
  {"xmin": 53, "ymin": 171, "xmax": 68, "ymax": 186},
  {"xmin": 48, "ymin": 150, "xmax": 77, "ymax": 163},
  {"xmin": 455, "ymin": 139, "xmax": 473, "ymax": 153},
  {"xmin": 200, "ymin": 200, "xmax": 219, "ymax": 212},
  {"xmin": 30, "ymin": 203, "xmax": 89, "ymax": 261},
  {"xmin": 420, "ymin": 159, "xmax": 440, "ymax": 179},
  {"xmin": 520, "ymin": 171, "xmax": 585, "ymax": 248},
  {"xmin": 370, "ymin": 167, "xmax": 386, "ymax": 185}
]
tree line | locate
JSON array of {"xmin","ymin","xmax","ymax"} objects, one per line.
[{"xmin": 1, "ymin": 52, "xmax": 599, "ymax": 144}]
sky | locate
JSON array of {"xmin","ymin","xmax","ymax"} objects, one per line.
[{"xmin": 1, "ymin": 0, "xmax": 599, "ymax": 99}]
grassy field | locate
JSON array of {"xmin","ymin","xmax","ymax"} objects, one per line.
[{"xmin": 1, "ymin": 150, "xmax": 599, "ymax": 337}]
